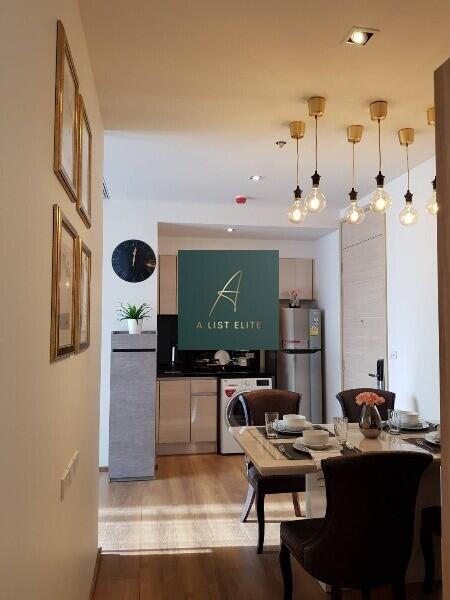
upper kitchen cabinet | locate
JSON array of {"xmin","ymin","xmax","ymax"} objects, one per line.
[
  {"xmin": 279, "ymin": 258, "xmax": 314, "ymax": 300},
  {"xmin": 158, "ymin": 254, "xmax": 178, "ymax": 314}
]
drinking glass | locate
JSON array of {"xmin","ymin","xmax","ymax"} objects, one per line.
[
  {"xmin": 388, "ymin": 409, "xmax": 401, "ymax": 435},
  {"xmin": 333, "ymin": 417, "xmax": 348, "ymax": 444},
  {"xmin": 265, "ymin": 412, "xmax": 279, "ymax": 439}
]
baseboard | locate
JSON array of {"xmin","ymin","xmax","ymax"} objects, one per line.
[
  {"xmin": 157, "ymin": 441, "xmax": 216, "ymax": 455},
  {"xmin": 89, "ymin": 547, "xmax": 102, "ymax": 600},
  {"xmin": 99, "ymin": 466, "xmax": 108, "ymax": 472}
]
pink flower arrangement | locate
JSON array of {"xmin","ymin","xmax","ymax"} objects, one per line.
[{"xmin": 355, "ymin": 391, "xmax": 385, "ymax": 406}]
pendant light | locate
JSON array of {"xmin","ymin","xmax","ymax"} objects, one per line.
[
  {"xmin": 288, "ymin": 121, "xmax": 307, "ymax": 224},
  {"xmin": 398, "ymin": 128, "xmax": 418, "ymax": 226},
  {"xmin": 369, "ymin": 101, "xmax": 392, "ymax": 213},
  {"xmin": 304, "ymin": 97, "xmax": 326, "ymax": 213},
  {"xmin": 426, "ymin": 107, "xmax": 438, "ymax": 216},
  {"xmin": 344, "ymin": 125, "xmax": 366, "ymax": 225}
]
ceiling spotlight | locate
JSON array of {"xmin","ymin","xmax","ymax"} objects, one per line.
[
  {"xmin": 226, "ymin": 227, "xmax": 234, "ymax": 232},
  {"xmin": 275, "ymin": 140, "xmax": 286, "ymax": 148},
  {"xmin": 249, "ymin": 175, "xmax": 262, "ymax": 181},
  {"xmin": 344, "ymin": 26, "xmax": 378, "ymax": 46}
]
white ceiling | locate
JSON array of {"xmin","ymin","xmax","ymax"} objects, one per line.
[
  {"xmin": 80, "ymin": 0, "xmax": 450, "ymax": 222},
  {"xmin": 158, "ymin": 222, "xmax": 334, "ymax": 241}
]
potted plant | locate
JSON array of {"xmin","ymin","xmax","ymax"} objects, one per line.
[{"xmin": 117, "ymin": 303, "xmax": 151, "ymax": 334}]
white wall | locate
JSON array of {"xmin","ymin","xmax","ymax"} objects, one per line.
[
  {"xmin": 361, "ymin": 158, "xmax": 439, "ymax": 420},
  {"xmin": 0, "ymin": 2, "xmax": 103, "ymax": 599},
  {"xmin": 313, "ymin": 230, "xmax": 342, "ymax": 420}
]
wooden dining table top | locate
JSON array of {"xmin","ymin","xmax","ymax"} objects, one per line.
[{"xmin": 230, "ymin": 423, "xmax": 441, "ymax": 476}]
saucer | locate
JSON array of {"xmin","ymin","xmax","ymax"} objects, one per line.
[
  {"xmin": 424, "ymin": 432, "xmax": 441, "ymax": 447},
  {"xmin": 294, "ymin": 439, "xmax": 338, "ymax": 452},
  {"xmin": 274, "ymin": 420, "xmax": 312, "ymax": 433},
  {"xmin": 400, "ymin": 420, "xmax": 430, "ymax": 431}
]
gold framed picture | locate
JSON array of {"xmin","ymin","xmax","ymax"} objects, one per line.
[
  {"xmin": 54, "ymin": 20, "xmax": 79, "ymax": 202},
  {"xmin": 51, "ymin": 205, "xmax": 78, "ymax": 361},
  {"xmin": 76, "ymin": 240, "xmax": 91, "ymax": 352},
  {"xmin": 77, "ymin": 94, "xmax": 92, "ymax": 227}
]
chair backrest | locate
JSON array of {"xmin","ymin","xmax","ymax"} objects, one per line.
[
  {"xmin": 336, "ymin": 388, "xmax": 395, "ymax": 422},
  {"xmin": 238, "ymin": 389, "xmax": 301, "ymax": 426},
  {"xmin": 302, "ymin": 451, "xmax": 432, "ymax": 588}
]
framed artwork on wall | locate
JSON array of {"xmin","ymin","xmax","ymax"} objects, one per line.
[
  {"xmin": 51, "ymin": 205, "xmax": 78, "ymax": 361},
  {"xmin": 54, "ymin": 20, "xmax": 79, "ymax": 202},
  {"xmin": 77, "ymin": 94, "xmax": 92, "ymax": 227},
  {"xmin": 76, "ymin": 240, "xmax": 91, "ymax": 352}
]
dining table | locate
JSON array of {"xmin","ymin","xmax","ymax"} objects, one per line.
[{"xmin": 231, "ymin": 422, "xmax": 441, "ymax": 584}]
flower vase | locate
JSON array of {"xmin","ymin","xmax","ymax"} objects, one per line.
[
  {"xmin": 127, "ymin": 319, "xmax": 143, "ymax": 334},
  {"xmin": 359, "ymin": 404, "xmax": 382, "ymax": 439}
]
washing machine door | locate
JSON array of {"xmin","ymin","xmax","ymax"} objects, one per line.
[{"xmin": 226, "ymin": 392, "xmax": 249, "ymax": 428}]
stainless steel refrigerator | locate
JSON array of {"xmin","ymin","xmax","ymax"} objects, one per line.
[{"xmin": 277, "ymin": 308, "xmax": 323, "ymax": 423}]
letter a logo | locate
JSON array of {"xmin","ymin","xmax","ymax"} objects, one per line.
[{"xmin": 209, "ymin": 270, "xmax": 243, "ymax": 317}]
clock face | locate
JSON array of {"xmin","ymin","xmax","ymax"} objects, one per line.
[{"xmin": 111, "ymin": 240, "xmax": 156, "ymax": 282}]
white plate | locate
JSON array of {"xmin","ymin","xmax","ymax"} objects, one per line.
[
  {"xmin": 274, "ymin": 420, "xmax": 312, "ymax": 433},
  {"xmin": 294, "ymin": 439, "xmax": 339, "ymax": 452},
  {"xmin": 424, "ymin": 432, "xmax": 441, "ymax": 447},
  {"xmin": 400, "ymin": 420, "xmax": 430, "ymax": 431}
]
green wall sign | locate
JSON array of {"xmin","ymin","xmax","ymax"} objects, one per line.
[{"xmin": 178, "ymin": 250, "xmax": 279, "ymax": 350}]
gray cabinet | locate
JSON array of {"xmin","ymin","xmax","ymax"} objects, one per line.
[{"xmin": 109, "ymin": 332, "xmax": 157, "ymax": 481}]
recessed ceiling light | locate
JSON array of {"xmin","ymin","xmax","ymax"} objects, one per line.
[
  {"xmin": 344, "ymin": 26, "xmax": 379, "ymax": 46},
  {"xmin": 226, "ymin": 227, "xmax": 234, "ymax": 232},
  {"xmin": 249, "ymin": 175, "xmax": 262, "ymax": 181}
]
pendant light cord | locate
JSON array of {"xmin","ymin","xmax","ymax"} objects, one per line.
[
  {"xmin": 315, "ymin": 116, "xmax": 318, "ymax": 172},
  {"xmin": 352, "ymin": 142, "xmax": 355, "ymax": 189},
  {"xmin": 406, "ymin": 143, "xmax": 410, "ymax": 190},
  {"xmin": 296, "ymin": 137, "xmax": 299, "ymax": 188},
  {"xmin": 378, "ymin": 119, "xmax": 381, "ymax": 172}
]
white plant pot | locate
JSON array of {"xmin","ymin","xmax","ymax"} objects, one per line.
[{"xmin": 127, "ymin": 319, "xmax": 143, "ymax": 334}]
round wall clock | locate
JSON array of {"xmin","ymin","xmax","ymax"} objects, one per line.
[{"xmin": 111, "ymin": 239, "xmax": 156, "ymax": 282}]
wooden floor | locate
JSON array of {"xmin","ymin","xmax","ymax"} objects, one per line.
[{"xmin": 95, "ymin": 454, "xmax": 442, "ymax": 599}]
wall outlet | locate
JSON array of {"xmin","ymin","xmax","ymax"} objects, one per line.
[
  {"xmin": 389, "ymin": 351, "xmax": 398, "ymax": 360},
  {"xmin": 60, "ymin": 451, "xmax": 80, "ymax": 502}
]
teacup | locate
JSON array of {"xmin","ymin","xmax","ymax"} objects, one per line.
[
  {"xmin": 302, "ymin": 429, "xmax": 329, "ymax": 447},
  {"xmin": 282, "ymin": 414, "xmax": 306, "ymax": 428},
  {"xmin": 399, "ymin": 410, "xmax": 419, "ymax": 426}
]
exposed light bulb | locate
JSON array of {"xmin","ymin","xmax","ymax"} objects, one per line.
[
  {"xmin": 288, "ymin": 200, "xmax": 306, "ymax": 224},
  {"xmin": 304, "ymin": 187, "xmax": 326, "ymax": 213},
  {"xmin": 399, "ymin": 192, "xmax": 418, "ymax": 226},
  {"xmin": 426, "ymin": 179, "xmax": 438, "ymax": 215},
  {"xmin": 370, "ymin": 187, "xmax": 392, "ymax": 213},
  {"xmin": 350, "ymin": 30, "xmax": 368, "ymax": 45},
  {"xmin": 345, "ymin": 201, "xmax": 365, "ymax": 225}
]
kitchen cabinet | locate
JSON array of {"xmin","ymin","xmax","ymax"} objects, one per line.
[
  {"xmin": 191, "ymin": 395, "xmax": 217, "ymax": 442},
  {"xmin": 158, "ymin": 379, "xmax": 190, "ymax": 443},
  {"xmin": 279, "ymin": 258, "xmax": 314, "ymax": 300},
  {"xmin": 157, "ymin": 378, "xmax": 217, "ymax": 453},
  {"xmin": 158, "ymin": 254, "xmax": 177, "ymax": 314}
]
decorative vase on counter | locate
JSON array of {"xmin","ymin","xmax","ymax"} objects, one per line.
[
  {"xmin": 127, "ymin": 319, "xmax": 143, "ymax": 334},
  {"xmin": 359, "ymin": 404, "xmax": 382, "ymax": 438}
]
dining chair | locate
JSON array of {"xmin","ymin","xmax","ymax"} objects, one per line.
[
  {"xmin": 420, "ymin": 505, "xmax": 442, "ymax": 593},
  {"xmin": 279, "ymin": 451, "xmax": 433, "ymax": 600},
  {"xmin": 336, "ymin": 388, "xmax": 395, "ymax": 422},
  {"xmin": 238, "ymin": 389, "xmax": 304, "ymax": 553}
]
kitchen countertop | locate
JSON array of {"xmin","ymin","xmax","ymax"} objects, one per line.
[{"xmin": 157, "ymin": 367, "xmax": 275, "ymax": 379}]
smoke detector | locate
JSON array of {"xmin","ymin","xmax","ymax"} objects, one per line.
[{"xmin": 235, "ymin": 196, "xmax": 247, "ymax": 204}]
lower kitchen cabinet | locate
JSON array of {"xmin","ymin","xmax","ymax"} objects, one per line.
[
  {"xmin": 157, "ymin": 378, "xmax": 217, "ymax": 454},
  {"xmin": 158, "ymin": 379, "xmax": 191, "ymax": 443},
  {"xmin": 191, "ymin": 394, "xmax": 217, "ymax": 442}
]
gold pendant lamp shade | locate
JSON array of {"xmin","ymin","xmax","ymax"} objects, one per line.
[
  {"xmin": 344, "ymin": 125, "xmax": 365, "ymax": 225},
  {"xmin": 289, "ymin": 121, "xmax": 305, "ymax": 140},
  {"xmin": 308, "ymin": 96, "xmax": 326, "ymax": 118},
  {"xmin": 370, "ymin": 100, "xmax": 388, "ymax": 121}
]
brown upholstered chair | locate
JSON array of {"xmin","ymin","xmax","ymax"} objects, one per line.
[
  {"xmin": 279, "ymin": 451, "xmax": 432, "ymax": 600},
  {"xmin": 420, "ymin": 505, "xmax": 442, "ymax": 593},
  {"xmin": 336, "ymin": 388, "xmax": 395, "ymax": 423},
  {"xmin": 238, "ymin": 389, "xmax": 305, "ymax": 553}
]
